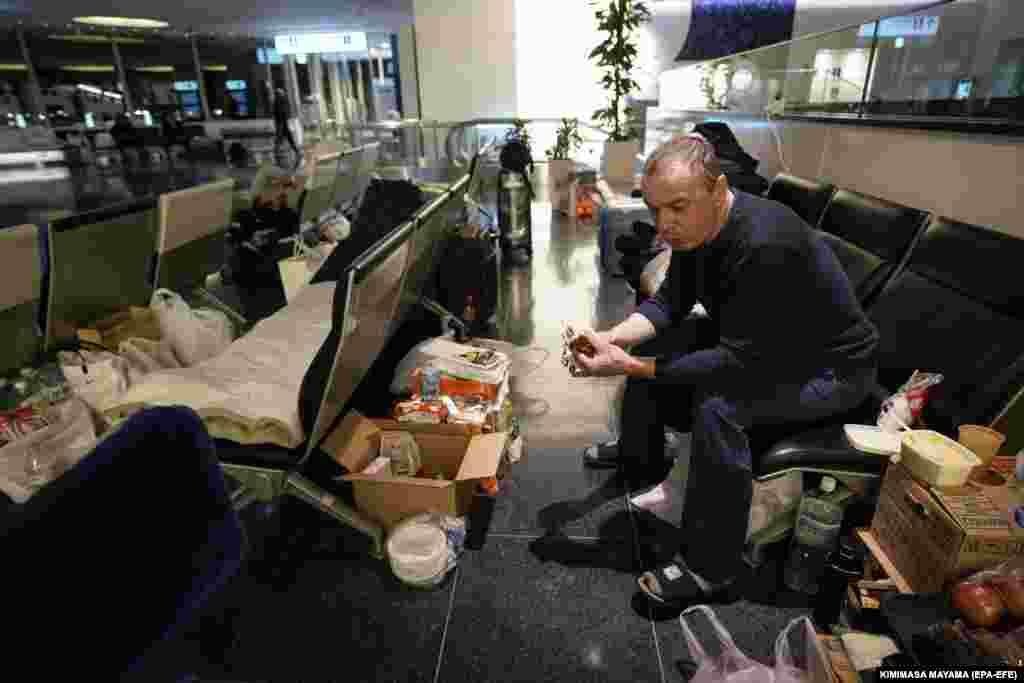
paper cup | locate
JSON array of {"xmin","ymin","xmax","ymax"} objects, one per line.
[{"xmin": 958, "ymin": 424, "xmax": 1007, "ymax": 467}]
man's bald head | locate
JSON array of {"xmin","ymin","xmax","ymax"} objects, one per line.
[{"xmin": 642, "ymin": 134, "xmax": 723, "ymax": 190}]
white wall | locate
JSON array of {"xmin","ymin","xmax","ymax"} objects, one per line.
[{"xmin": 413, "ymin": 0, "xmax": 517, "ymax": 121}]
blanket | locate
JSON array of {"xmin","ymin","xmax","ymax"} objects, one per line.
[{"xmin": 97, "ymin": 282, "xmax": 335, "ymax": 449}]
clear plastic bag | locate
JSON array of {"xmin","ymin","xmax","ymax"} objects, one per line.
[
  {"xmin": 0, "ymin": 397, "xmax": 97, "ymax": 503},
  {"xmin": 774, "ymin": 616, "xmax": 831, "ymax": 683},
  {"xmin": 150, "ymin": 289, "xmax": 234, "ymax": 367},
  {"xmin": 679, "ymin": 605, "xmax": 775, "ymax": 683}
]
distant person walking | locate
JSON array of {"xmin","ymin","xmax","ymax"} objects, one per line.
[{"xmin": 273, "ymin": 87, "xmax": 301, "ymax": 167}]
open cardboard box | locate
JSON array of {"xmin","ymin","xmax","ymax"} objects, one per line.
[{"xmin": 323, "ymin": 411, "xmax": 508, "ymax": 529}]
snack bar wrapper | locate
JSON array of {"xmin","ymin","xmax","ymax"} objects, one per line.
[{"xmin": 878, "ymin": 371, "xmax": 943, "ymax": 433}]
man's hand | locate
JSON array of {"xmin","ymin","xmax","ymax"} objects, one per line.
[{"xmin": 573, "ymin": 329, "xmax": 642, "ymax": 377}]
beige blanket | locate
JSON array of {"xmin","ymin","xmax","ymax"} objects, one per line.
[{"xmin": 101, "ymin": 282, "xmax": 335, "ymax": 448}]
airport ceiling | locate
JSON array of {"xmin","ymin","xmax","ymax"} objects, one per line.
[{"xmin": 0, "ymin": 0, "xmax": 414, "ymax": 36}]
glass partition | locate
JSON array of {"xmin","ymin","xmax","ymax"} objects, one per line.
[
  {"xmin": 657, "ymin": 0, "xmax": 1024, "ymax": 129},
  {"xmin": 119, "ymin": 33, "xmax": 200, "ymax": 125},
  {"xmin": 195, "ymin": 35, "xmax": 270, "ymax": 121}
]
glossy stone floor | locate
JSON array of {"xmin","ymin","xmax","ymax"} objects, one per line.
[
  {"xmin": 124, "ymin": 194, "xmax": 813, "ymax": 683},
  {"xmin": 0, "ymin": 158, "xmax": 256, "ymax": 228}
]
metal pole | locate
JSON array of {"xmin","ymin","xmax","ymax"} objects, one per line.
[
  {"xmin": 15, "ymin": 28, "xmax": 44, "ymax": 122},
  {"xmin": 110, "ymin": 41, "xmax": 134, "ymax": 113},
  {"xmin": 309, "ymin": 53, "xmax": 326, "ymax": 141},
  {"xmin": 858, "ymin": 20, "xmax": 881, "ymax": 118},
  {"xmin": 329, "ymin": 59, "xmax": 348, "ymax": 144},
  {"xmin": 190, "ymin": 33, "xmax": 211, "ymax": 120}
]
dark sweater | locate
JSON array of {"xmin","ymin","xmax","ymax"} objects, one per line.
[{"xmin": 637, "ymin": 190, "xmax": 879, "ymax": 386}]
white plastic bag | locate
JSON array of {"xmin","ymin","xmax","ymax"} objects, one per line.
[
  {"xmin": 0, "ymin": 398, "xmax": 97, "ymax": 503},
  {"xmin": 150, "ymin": 289, "xmax": 234, "ymax": 367},
  {"xmin": 679, "ymin": 605, "xmax": 775, "ymax": 683},
  {"xmin": 774, "ymin": 616, "xmax": 832, "ymax": 683},
  {"xmin": 59, "ymin": 350, "xmax": 131, "ymax": 414}
]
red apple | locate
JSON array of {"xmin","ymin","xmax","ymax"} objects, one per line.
[{"xmin": 952, "ymin": 580, "xmax": 1006, "ymax": 628}]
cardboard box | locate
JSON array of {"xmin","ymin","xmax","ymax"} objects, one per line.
[
  {"xmin": 324, "ymin": 411, "xmax": 508, "ymax": 529},
  {"xmin": 870, "ymin": 463, "xmax": 1024, "ymax": 593}
]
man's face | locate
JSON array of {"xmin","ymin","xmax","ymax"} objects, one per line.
[{"xmin": 641, "ymin": 161, "xmax": 728, "ymax": 251}]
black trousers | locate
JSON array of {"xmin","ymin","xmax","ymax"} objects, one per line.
[
  {"xmin": 275, "ymin": 118, "xmax": 300, "ymax": 154},
  {"xmin": 619, "ymin": 316, "xmax": 875, "ymax": 582}
]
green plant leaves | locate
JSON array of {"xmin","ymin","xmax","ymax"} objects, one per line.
[{"xmin": 589, "ymin": 0, "xmax": 650, "ymax": 140}]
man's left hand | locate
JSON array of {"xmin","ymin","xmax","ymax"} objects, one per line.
[{"xmin": 573, "ymin": 330, "xmax": 639, "ymax": 377}]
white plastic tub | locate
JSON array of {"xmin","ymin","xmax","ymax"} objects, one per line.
[{"xmin": 900, "ymin": 430, "xmax": 981, "ymax": 488}]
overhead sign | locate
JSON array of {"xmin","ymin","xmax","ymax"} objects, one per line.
[
  {"xmin": 859, "ymin": 15, "xmax": 940, "ymax": 39},
  {"xmin": 173, "ymin": 81, "xmax": 198, "ymax": 92},
  {"xmin": 274, "ymin": 32, "xmax": 367, "ymax": 55},
  {"xmin": 257, "ymin": 47, "xmax": 282, "ymax": 65},
  {"xmin": 226, "ymin": 80, "xmax": 247, "ymax": 91}
]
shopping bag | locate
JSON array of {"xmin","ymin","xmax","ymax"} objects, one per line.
[
  {"xmin": 774, "ymin": 616, "xmax": 832, "ymax": 683},
  {"xmin": 679, "ymin": 605, "xmax": 775, "ymax": 683},
  {"xmin": 0, "ymin": 397, "xmax": 98, "ymax": 503},
  {"xmin": 150, "ymin": 289, "xmax": 234, "ymax": 367}
]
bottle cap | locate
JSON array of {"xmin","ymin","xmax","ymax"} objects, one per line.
[{"xmin": 820, "ymin": 476, "xmax": 837, "ymax": 493}]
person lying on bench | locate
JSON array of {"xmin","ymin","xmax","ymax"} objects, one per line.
[{"xmin": 570, "ymin": 134, "xmax": 880, "ymax": 609}]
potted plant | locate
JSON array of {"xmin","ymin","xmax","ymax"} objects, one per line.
[
  {"xmin": 545, "ymin": 118, "xmax": 584, "ymax": 208},
  {"xmin": 589, "ymin": 0, "xmax": 650, "ymax": 181}
]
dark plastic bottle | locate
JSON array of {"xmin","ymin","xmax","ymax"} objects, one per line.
[{"xmin": 813, "ymin": 535, "xmax": 864, "ymax": 630}]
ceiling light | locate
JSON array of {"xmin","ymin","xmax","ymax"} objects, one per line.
[
  {"xmin": 49, "ymin": 34, "xmax": 146, "ymax": 44},
  {"xmin": 73, "ymin": 16, "xmax": 169, "ymax": 29},
  {"xmin": 61, "ymin": 65, "xmax": 116, "ymax": 72},
  {"xmin": 203, "ymin": 65, "xmax": 228, "ymax": 72},
  {"xmin": 0, "ymin": 64, "xmax": 28, "ymax": 71},
  {"xmin": 133, "ymin": 66, "xmax": 175, "ymax": 73}
]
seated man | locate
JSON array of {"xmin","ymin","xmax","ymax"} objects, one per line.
[{"xmin": 572, "ymin": 134, "xmax": 879, "ymax": 608}]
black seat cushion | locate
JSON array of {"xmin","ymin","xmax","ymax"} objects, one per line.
[
  {"xmin": 766, "ymin": 174, "xmax": 835, "ymax": 228},
  {"xmin": 752, "ymin": 215, "xmax": 1024, "ymax": 478},
  {"xmin": 818, "ymin": 189, "xmax": 929, "ymax": 266},
  {"xmin": 816, "ymin": 230, "xmax": 890, "ymax": 305},
  {"xmin": 868, "ymin": 217, "xmax": 1024, "ymax": 434}
]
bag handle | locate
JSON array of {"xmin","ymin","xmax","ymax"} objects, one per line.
[
  {"xmin": 680, "ymin": 604, "xmax": 743, "ymax": 662},
  {"xmin": 774, "ymin": 615, "xmax": 814, "ymax": 680}
]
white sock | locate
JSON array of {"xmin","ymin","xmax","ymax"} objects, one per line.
[{"xmin": 629, "ymin": 481, "xmax": 674, "ymax": 511}]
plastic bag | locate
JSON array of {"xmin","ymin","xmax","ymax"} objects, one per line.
[
  {"xmin": 150, "ymin": 289, "xmax": 234, "ymax": 367},
  {"xmin": 679, "ymin": 605, "xmax": 775, "ymax": 683},
  {"xmin": 0, "ymin": 397, "xmax": 97, "ymax": 503},
  {"xmin": 59, "ymin": 350, "xmax": 132, "ymax": 414},
  {"xmin": 387, "ymin": 512, "xmax": 466, "ymax": 588},
  {"xmin": 775, "ymin": 616, "xmax": 832, "ymax": 683},
  {"xmin": 878, "ymin": 371, "xmax": 944, "ymax": 433}
]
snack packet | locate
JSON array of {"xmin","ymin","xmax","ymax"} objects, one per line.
[{"xmin": 878, "ymin": 371, "xmax": 944, "ymax": 433}]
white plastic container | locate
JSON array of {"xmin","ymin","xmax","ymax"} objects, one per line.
[
  {"xmin": 387, "ymin": 516, "xmax": 450, "ymax": 588},
  {"xmin": 900, "ymin": 430, "xmax": 981, "ymax": 487}
]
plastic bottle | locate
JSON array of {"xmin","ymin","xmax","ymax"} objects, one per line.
[
  {"xmin": 784, "ymin": 476, "xmax": 844, "ymax": 595},
  {"xmin": 812, "ymin": 535, "xmax": 864, "ymax": 629}
]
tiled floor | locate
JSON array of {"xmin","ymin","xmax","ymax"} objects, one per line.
[{"xmin": 121, "ymin": 188, "xmax": 814, "ymax": 683}]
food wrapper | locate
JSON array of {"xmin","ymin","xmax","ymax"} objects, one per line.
[
  {"xmin": 394, "ymin": 398, "xmax": 449, "ymax": 425},
  {"xmin": 380, "ymin": 431, "xmax": 421, "ymax": 476},
  {"xmin": 878, "ymin": 371, "xmax": 943, "ymax": 433},
  {"xmin": 0, "ymin": 406, "xmax": 52, "ymax": 446},
  {"xmin": 411, "ymin": 367, "xmax": 500, "ymax": 402}
]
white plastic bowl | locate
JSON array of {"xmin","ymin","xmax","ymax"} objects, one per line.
[{"xmin": 900, "ymin": 430, "xmax": 981, "ymax": 487}]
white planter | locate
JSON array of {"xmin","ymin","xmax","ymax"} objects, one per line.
[{"xmin": 603, "ymin": 140, "xmax": 640, "ymax": 183}]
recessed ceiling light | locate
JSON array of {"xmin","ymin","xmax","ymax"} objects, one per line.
[
  {"xmin": 133, "ymin": 66, "xmax": 175, "ymax": 73},
  {"xmin": 0, "ymin": 64, "xmax": 28, "ymax": 71},
  {"xmin": 49, "ymin": 34, "xmax": 145, "ymax": 44},
  {"xmin": 73, "ymin": 16, "xmax": 169, "ymax": 29},
  {"xmin": 60, "ymin": 65, "xmax": 116, "ymax": 72},
  {"xmin": 203, "ymin": 65, "xmax": 228, "ymax": 72}
]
